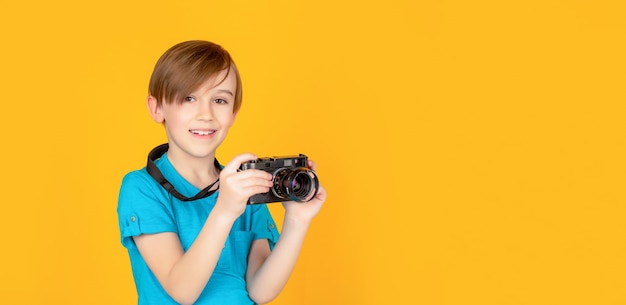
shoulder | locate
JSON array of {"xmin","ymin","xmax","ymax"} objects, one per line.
[
  {"xmin": 120, "ymin": 168, "xmax": 158, "ymax": 196},
  {"xmin": 117, "ymin": 168, "xmax": 180, "ymax": 249},
  {"xmin": 121, "ymin": 167, "xmax": 153, "ymax": 186},
  {"xmin": 118, "ymin": 168, "xmax": 170, "ymax": 210}
]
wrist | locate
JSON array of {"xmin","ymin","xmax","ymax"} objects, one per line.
[
  {"xmin": 211, "ymin": 200, "xmax": 242, "ymax": 223},
  {"xmin": 283, "ymin": 212, "xmax": 312, "ymax": 230}
]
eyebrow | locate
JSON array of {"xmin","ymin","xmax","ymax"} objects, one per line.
[{"xmin": 215, "ymin": 89, "xmax": 234, "ymax": 96}]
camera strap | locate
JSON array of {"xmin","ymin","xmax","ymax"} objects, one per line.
[{"xmin": 146, "ymin": 143, "xmax": 221, "ymax": 202}]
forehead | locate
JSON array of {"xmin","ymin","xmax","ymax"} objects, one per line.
[{"xmin": 193, "ymin": 68, "xmax": 237, "ymax": 94}]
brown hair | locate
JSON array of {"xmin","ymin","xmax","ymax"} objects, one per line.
[{"xmin": 148, "ymin": 40, "xmax": 243, "ymax": 112}]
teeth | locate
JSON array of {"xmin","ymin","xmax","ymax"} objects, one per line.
[{"xmin": 190, "ymin": 130, "xmax": 215, "ymax": 135}]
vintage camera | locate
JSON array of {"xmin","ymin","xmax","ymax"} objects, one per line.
[{"xmin": 239, "ymin": 154, "xmax": 319, "ymax": 204}]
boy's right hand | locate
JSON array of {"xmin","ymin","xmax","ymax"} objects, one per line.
[{"xmin": 214, "ymin": 154, "xmax": 273, "ymax": 220}]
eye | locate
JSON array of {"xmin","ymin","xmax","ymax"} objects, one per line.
[
  {"xmin": 214, "ymin": 98, "xmax": 228, "ymax": 104},
  {"xmin": 184, "ymin": 96, "xmax": 196, "ymax": 102}
]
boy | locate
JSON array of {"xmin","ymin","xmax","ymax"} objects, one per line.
[{"xmin": 117, "ymin": 40, "xmax": 326, "ymax": 305}]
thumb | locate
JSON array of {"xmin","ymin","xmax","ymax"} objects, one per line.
[{"xmin": 221, "ymin": 153, "xmax": 258, "ymax": 175}]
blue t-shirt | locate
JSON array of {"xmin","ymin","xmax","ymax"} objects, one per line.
[{"xmin": 117, "ymin": 153, "xmax": 280, "ymax": 305}]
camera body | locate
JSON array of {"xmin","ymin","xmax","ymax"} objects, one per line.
[{"xmin": 239, "ymin": 154, "xmax": 319, "ymax": 204}]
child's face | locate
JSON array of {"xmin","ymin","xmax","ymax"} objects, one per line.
[{"xmin": 157, "ymin": 68, "xmax": 238, "ymax": 159}]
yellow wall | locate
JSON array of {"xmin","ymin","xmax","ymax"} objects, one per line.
[{"xmin": 1, "ymin": 1, "xmax": 625, "ymax": 304}]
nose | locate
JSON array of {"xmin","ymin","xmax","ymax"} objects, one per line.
[{"xmin": 196, "ymin": 101, "xmax": 214, "ymax": 121}]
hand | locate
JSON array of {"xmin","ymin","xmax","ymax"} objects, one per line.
[
  {"xmin": 214, "ymin": 154, "xmax": 273, "ymax": 220},
  {"xmin": 282, "ymin": 160, "xmax": 327, "ymax": 224}
]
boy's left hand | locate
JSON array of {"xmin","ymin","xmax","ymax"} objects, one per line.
[{"xmin": 281, "ymin": 160, "xmax": 326, "ymax": 224}]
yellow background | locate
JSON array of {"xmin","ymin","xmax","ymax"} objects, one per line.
[{"xmin": 1, "ymin": 0, "xmax": 624, "ymax": 304}]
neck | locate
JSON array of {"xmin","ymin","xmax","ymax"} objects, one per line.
[{"xmin": 166, "ymin": 146, "xmax": 220, "ymax": 190}]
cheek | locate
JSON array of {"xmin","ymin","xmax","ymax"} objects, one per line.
[
  {"xmin": 218, "ymin": 110, "xmax": 237, "ymax": 127},
  {"xmin": 224, "ymin": 113, "xmax": 237, "ymax": 127},
  {"xmin": 164, "ymin": 108, "xmax": 191, "ymax": 124}
]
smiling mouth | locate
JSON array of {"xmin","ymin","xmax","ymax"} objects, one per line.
[{"xmin": 190, "ymin": 130, "xmax": 216, "ymax": 136}]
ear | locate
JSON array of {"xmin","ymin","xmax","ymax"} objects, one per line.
[{"xmin": 147, "ymin": 96, "xmax": 164, "ymax": 123}]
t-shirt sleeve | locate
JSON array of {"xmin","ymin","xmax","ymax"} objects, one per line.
[
  {"xmin": 250, "ymin": 204, "xmax": 280, "ymax": 250},
  {"xmin": 117, "ymin": 170, "xmax": 178, "ymax": 250}
]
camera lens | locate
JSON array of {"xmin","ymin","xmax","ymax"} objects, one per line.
[{"xmin": 271, "ymin": 168, "xmax": 319, "ymax": 202}]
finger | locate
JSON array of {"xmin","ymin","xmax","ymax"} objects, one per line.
[
  {"xmin": 316, "ymin": 184, "xmax": 327, "ymax": 200},
  {"xmin": 230, "ymin": 178, "xmax": 272, "ymax": 199},
  {"xmin": 222, "ymin": 153, "xmax": 258, "ymax": 175},
  {"xmin": 231, "ymin": 172, "xmax": 273, "ymax": 188},
  {"xmin": 248, "ymin": 185, "xmax": 272, "ymax": 196},
  {"xmin": 307, "ymin": 159, "xmax": 317, "ymax": 171},
  {"xmin": 236, "ymin": 168, "xmax": 273, "ymax": 180}
]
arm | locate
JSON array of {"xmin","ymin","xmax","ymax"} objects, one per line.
[
  {"xmin": 246, "ymin": 161, "xmax": 327, "ymax": 304},
  {"xmin": 133, "ymin": 212, "xmax": 234, "ymax": 305},
  {"xmin": 245, "ymin": 209, "xmax": 318, "ymax": 304},
  {"xmin": 133, "ymin": 154, "xmax": 273, "ymax": 305}
]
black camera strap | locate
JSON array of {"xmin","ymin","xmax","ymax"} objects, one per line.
[{"xmin": 146, "ymin": 143, "xmax": 221, "ymax": 202}]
